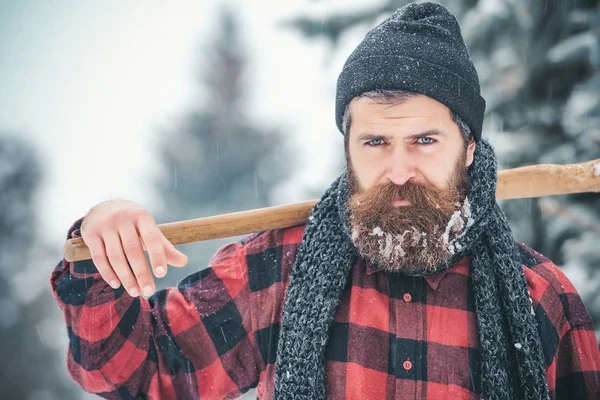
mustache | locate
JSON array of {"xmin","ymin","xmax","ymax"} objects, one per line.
[{"xmin": 349, "ymin": 179, "xmax": 460, "ymax": 216}]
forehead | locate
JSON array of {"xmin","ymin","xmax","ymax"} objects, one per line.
[{"xmin": 348, "ymin": 94, "xmax": 454, "ymax": 135}]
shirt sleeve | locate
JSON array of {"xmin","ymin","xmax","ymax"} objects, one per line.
[
  {"xmin": 50, "ymin": 218, "xmax": 262, "ymax": 399},
  {"xmin": 553, "ymin": 296, "xmax": 600, "ymax": 400},
  {"xmin": 525, "ymin": 258, "xmax": 600, "ymax": 400}
]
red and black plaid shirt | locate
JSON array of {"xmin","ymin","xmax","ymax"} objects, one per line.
[{"xmin": 51, "ymin": 218, "xmax": 600, "ymax": 399}]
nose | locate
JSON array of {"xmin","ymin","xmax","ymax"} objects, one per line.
[{"xmin": 386, "ymin": 150, "xmax": 416, "ymax": 186}]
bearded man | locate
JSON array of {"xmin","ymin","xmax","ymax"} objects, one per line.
[{"xmin": 51, "ymin": 2, "xmax": 600, "ymax": 399}]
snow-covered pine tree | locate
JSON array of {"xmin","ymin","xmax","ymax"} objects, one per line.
[
  {"xmin": 0, "ymin": 135, "xmax": 84, "ymax": 399},
  {"xmin": 153, "ymin": 6, "xmax": 289, "ymax": 289}
]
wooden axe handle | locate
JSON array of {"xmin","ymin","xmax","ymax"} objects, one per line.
[{"xmin": 64, "ymin": 158, "xmax": 600, "ymax": 262}]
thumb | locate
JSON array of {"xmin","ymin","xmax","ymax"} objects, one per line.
[{"xmin": 163, "ymin": 238, "xmax": 188, "ymax": 267}]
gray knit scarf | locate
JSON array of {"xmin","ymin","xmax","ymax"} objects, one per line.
[{"xmin": 274, "ymin": 140, "xmax": 549, "ymax": 400}]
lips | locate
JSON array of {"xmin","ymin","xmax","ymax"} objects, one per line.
[{"xmin": 392, "ymin": 198, "xmax": 411, "ymax": 207}]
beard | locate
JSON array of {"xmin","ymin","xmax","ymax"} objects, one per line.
[{"xmin": 346, "ymin": 152, "xmax": 471, "ymax": 275}]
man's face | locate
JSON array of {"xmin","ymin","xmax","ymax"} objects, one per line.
[{"xmin": 345, "ymin": 95, "xmax": 476, "ymax": 273}]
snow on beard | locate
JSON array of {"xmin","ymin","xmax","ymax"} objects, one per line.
[{"xmin": 346, "ymin": 155, "xmax": 470, "ymax": 275}]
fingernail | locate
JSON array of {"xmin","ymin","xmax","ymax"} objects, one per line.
[
  {"xmin": 142, "ymin": 285, "xmax": 154, "ymax": 296},
  {"xmin": 109, "ymin": 280, "xmax": 120, "ymax": 289},
  {"xmin": 155, "ymin": 266, "xmax": 165, "ymax": 276},
  {"xmin": 129, "ymin": 288, "xmax": 140, "ymax": 297}
]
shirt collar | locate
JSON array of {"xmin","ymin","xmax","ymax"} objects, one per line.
[{"xmin": 364, "ymin": 256, "xmax": 471, "ymax": 291}]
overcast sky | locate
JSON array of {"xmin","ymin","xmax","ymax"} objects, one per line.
[{"xmin": 0, "ymin": 0, "xmax": 365, "ymax": 248}]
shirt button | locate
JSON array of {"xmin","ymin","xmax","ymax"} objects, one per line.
[
  {"xmin": 403, "ymin": 293, "xmax": 412, "ymax": 303},
  {"xmin": 403, "ymin": 359, "xmax": 413, "ymax": 371}
]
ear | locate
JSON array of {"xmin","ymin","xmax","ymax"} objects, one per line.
[{"xmin": 465, "ymin": 139, "xmax": 476, "ymax": 167}]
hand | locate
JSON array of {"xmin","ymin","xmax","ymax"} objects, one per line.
[{"xmin": 80, "ymin": 199, "xmax": 188, "ymax": 297}]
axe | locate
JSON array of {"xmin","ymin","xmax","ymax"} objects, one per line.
[{"xmin": 64, "ymin": 158, "xmax": 600, "ymax": 262}]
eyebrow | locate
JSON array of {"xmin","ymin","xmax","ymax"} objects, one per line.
[{"xmin": 355, "ymin": 129, "xmax": 445, "ymax": 142}]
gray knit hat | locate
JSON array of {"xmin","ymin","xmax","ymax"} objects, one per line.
[{"xmin": 335, "ymin": 2, "xmax": 486, "ymax": 140}]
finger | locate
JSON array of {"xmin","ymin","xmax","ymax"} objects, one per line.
[
  {"xmin": 137, "ymin": 214, "xmax": 168, "ymax": 278},
  {"xmin": 162, "ymin": 236, "xmax": 188, "ymax": 267},
  {"xmin": 119, "ymin": 224, "xmax": 155, "ymax": 297},
  {"xmin": 85, "ymin": 235, "xmax": 121, "ymax": 289},
  {"xmin": 103, "ymin": 230, "xmax": 140, "ymax": 297}
]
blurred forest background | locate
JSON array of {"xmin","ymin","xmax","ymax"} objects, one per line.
[{"xmin": 0, "ymin": 0, "xmax": 599, "ymax": 398}]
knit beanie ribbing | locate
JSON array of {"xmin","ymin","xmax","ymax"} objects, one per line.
[{"xmin": 335, "ymin": 2, "xmax": 486, "ymax": 140}]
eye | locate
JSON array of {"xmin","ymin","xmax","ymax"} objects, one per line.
[
  {"xmin": 366, "ymin": 138, "xmax": 386, "ymax": 146},
  {"xmin": 416, "ymin": 136, "xmax": 436, "ymax": 145}
]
